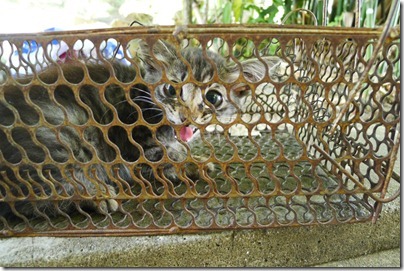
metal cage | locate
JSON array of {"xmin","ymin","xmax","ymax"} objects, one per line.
[{"xmin": 0, "ymin": 24, "xmax": 400, "ymax": 237}]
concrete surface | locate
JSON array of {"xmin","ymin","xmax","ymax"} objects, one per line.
[{"xmin": 315, "ymin": 248, "xmax": 401, "ymax": 267}]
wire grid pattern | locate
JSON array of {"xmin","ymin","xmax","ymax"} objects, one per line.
[{"xmin": 0, "ymin": 25, "xmax": 400, "ymax": 236}]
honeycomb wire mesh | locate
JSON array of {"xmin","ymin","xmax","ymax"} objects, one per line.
[{"xmin": 0, "ymin": 25, "xmax": 400, "ymax": 237}]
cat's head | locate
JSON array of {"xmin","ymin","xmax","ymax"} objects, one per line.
[{"xmin": 138, "ymin": 40, "xmax": 281, "ymax": 142}]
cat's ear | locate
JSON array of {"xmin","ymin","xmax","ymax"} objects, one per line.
[
  {"xmin": 230, "ymin": 56, "xmax": 283, "ymax": 98},
  {"xmin": 151, "ymin": 40, "xmax": 179, "ymax": 66},
  {"xmin": 135, "ymin": 39, "xmax": 178, "ymax": 72},
  {"xmin": 241, "ymin": 56, "xmax": 283, "ymax": 82}
]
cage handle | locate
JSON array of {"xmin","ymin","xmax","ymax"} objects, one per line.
[{"xmin": 282, "ymin": 8, "xmax": 318, "ymax": 26}]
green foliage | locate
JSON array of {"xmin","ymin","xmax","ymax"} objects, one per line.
[
  {"xmin": 193, "ymin": 0, "xmax": 397, "ymax": 28},
  {"xmin": 232, "ymin": 0, "xmax": 244, "ymax": 22},
  {"xmin": 222, "ymin": 1, "xmax": 233, "ymax": 23},
  {"xmin": 244, "ymin": 2, "xmax": 281, "ymax": 23}
]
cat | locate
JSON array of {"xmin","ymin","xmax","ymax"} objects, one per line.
[{"xmin": 0, "ymin": 39, "xmax": 281, "ymax": 217}]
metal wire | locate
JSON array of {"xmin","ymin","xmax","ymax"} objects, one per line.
[{"xmin": 0, "ymin": 24, "xmax": 400, "ymax": 237}]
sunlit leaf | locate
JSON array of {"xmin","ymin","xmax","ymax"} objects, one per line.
[
  {"xmin": 232, "ymin": 0, "xmax": 243, "ymax": 22},
  {"xmin": 222, "ymin": 2, "xmax": 233, "ymax": 23}
]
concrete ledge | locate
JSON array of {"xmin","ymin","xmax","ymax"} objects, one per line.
[
  {"xmin": 316, "ymin": 248, "xmax": 400, "ymax": 268},
  {"xmin": 0, "ymin": 196, "xmax": 399, "ymax": 267}
]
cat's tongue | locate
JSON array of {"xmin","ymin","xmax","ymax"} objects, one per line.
[{"xmin": 180, "ymin": 126, "xmax": 194, "ymax": 142}]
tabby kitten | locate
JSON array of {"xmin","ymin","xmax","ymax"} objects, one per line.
[{"xmin": 0, "ymin": 40, "xmax": 280, "ymax": 216}]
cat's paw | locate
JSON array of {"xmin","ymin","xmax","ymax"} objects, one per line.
[
  {"xmin": 184, "ymin": 155, "xmax": 215, "ymax": 180},
  {"xmin": 98, "ymin": 198, "xmax": 119, "ymax": 213},
  {"xmin": 84, "ymin": 184, "xmax": 119, "ymax": 214},
  {"xmin": 205, "ymin": 162, "xmax": 215, "ymax": 174},
  {"xmin": 100, "ymin": 184, "xmax": 119, "ymax": 213}
]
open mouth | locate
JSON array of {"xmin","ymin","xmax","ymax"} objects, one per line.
[{"xmin": 179, "ymin": 125, "xmax": 198, "ymax": 142}]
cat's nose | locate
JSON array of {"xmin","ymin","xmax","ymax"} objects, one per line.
[
  {"xmin": 198, "ymin": 103, "xmax": 203, "ymax": 111},
  {"xmin": 180, "ymin": 115, "xmax": 186, "ymax": 123}
]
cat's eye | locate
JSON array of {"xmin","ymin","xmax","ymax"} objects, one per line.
[
  {"xmin": 205, "ymin": 90, "xmax": 223, "ymax": 108},
  {"xmin": 163, "ymin": 84, "xmax": 177, "ymax": 98}
]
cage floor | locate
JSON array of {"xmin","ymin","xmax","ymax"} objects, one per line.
[{"xmin": 1, "ymin": 131, "xmax": 374, "ymax": 236}]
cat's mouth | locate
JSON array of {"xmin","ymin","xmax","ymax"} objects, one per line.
[{"xmin": 179, "ymin": 125, "xmax": 198, "ymax": 142}]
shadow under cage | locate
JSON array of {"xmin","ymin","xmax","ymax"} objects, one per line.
[{"xmin": 0, "ymin": 25, "xmax": 400, "ymax": 237}]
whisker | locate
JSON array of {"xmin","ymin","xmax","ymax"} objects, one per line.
[
  {"xmin": 100, "ymin": 110, "xmax": 113, "ymax": 123},
  {"xmin": 132, "ymin": 94, "xmax": 153, "ymax": 101},
  {"xmin": 100, "ymin": 99, "xmax": 137, "ymax": 123},
  {"xmin": 132, "ymin": 98, "xmax": 157, "ymax": 105},
  {"xmin": 131, "ymin": 87, "xmax": 152, "ymax": 96},
  {"xmin": 127, "ymin": 110, "xmax": 163, "ymax": 120},
  {"xmin": 100, "ymin": 93, "xmax": 158, "ymax": 122},
  {"xmin": 147, "ymin": 112, "xmax": 164, "ymax": 119},
  {"xmin": 111, "ymin": 99, "xmax": 128, "ymax": 107},
  {"xmin": 141, "ymin": 108, "xmax": 162, "ymax": 112}
]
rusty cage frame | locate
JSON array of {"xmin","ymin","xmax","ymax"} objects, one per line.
[{"xmin": 0, "ymin": 23, "xmax": 400, "ymax": 237}]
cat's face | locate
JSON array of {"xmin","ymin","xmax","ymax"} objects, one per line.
[
  {"xmin": 154, "ymin": 81, "xmax": 242, "ymax": 142},
  {"xmin": 140, "ymin": 41, "xmax": 278, "ymax": 142}
]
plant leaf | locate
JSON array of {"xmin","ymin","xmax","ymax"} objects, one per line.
[
  {"xmin": 222, "ymin": 1, "xmax": 233, "ymax": 23},
  {"xmin": 232, "ymin": 0, "xmax": 243, "ymax": 22}
]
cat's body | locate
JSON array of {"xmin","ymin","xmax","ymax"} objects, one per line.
[{"xmin": 0, "ymin": 40, "xmax": 280, "ymax": 216}]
